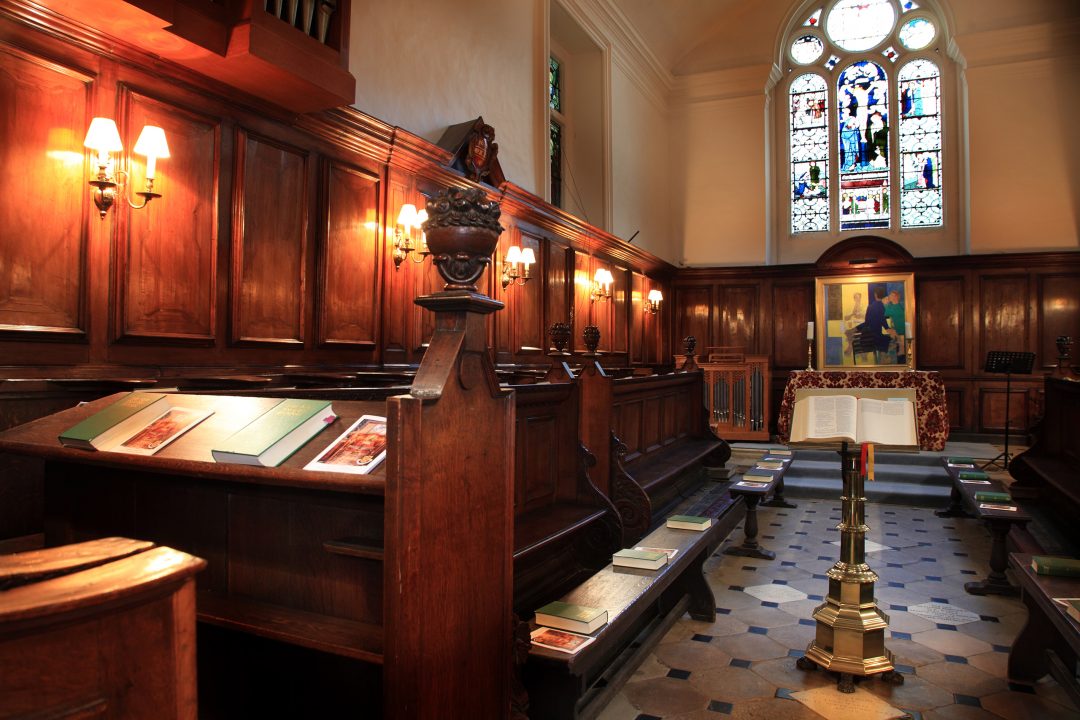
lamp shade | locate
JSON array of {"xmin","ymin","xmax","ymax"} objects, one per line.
[
  {"xmin": 416, "ymin": 208, "xmax": 428, "ymax": 226},
  {"xmin": 84, "ymin": 118, "xmax": 123, "ymax": 153},
  {"xmin": 505, "ymin": 245, "xmax": 522, "ymax": 264},
  {"xmin": 647, "ymin": 289, "xmax": 663, "ymax": 302},
  {"xmin": 520, "ymin": 247, "xmax": 536, "ymax": 266},
  {"xmin": 397, "ymin": 204, "xmax": 418, "ymax": 229},
  {"xmin": 132, "ymin": 126, "xmax": 170, "ymax": 159}
]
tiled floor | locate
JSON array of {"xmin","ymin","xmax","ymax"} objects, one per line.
[{"xmin": 596, "ymin": 498, "xmax": 1080, "ymax": 720}]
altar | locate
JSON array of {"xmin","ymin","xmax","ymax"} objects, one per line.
[{"xmin": 777, "ymin": 370, "xmax": 949, "ymax": 450}]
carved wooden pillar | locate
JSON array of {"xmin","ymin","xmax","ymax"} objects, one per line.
[{"xmin": 384, "ymin": 187, "xmax": 514, "ymax": 718}]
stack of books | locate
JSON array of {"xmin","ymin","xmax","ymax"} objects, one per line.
[
  {"xmin": 612, "ymin": 547, "xmax": 670, "ymax": 570},
  {"xmin": 666, "ymin": 514, "xmax": 711, "ymax": 531},
  {"xmin": 530, "ymin": 600, "xmax": 608, "ymax": 655}
]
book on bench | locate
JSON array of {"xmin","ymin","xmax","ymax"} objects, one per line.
[
  {"xmin": 1032, "ymin": 556, "xmax": 1080, "ymax": 577},
  {"xmin": 755, "ymin": 461, "xmax": 785, "ymax": 470},
  {"xmin": 59, "ymin": 392, "xmax": 171, "ymax": 450},
  {"xmin": 612, "ymin": 548, "xmax": 668, "ymax": 570},
  {"xmin": 790, "ymin": 394, "xmax": 917, "ymax": 449},
  {"xmin": 958, "ymin": 470, "xmax": 989, "ymax": 480},
  {"xmin": 534, "ymin": 601, "xmax": 608, "ymax": 634},
  {"xmin": 666, "ymin": 514, "xmax": 712, "ymax": 531},
  {"xmin": 973, "ymin": 491, "xmax": 1012, "ymax": 503}
]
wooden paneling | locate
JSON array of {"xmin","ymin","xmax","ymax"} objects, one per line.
[
  {"xmin": 380, "ymin": 177, "xmax": 413, "ymax": 366},
  {"xmin": 916, "ymin": 276, "xmax": 965, "ymax": 369},
  {"xmin": 718, "ymin": 285, "xmax": 758, "ymax": 351},
  {"xmin": 573, "ymin": 253, "xmax": 592, "ymax": 352},
  {"xmin": 979, "ymin": 274, "xmax": 1029, "ymax": 360},
  {"xmin": 317, "ymin": 160, "xmax": 380, "ymax": 349},
  {"xmin": 494, "ymin": 223, "xmax": 544, "ymax": 362},
  {"xmin": 545, "ymin": 241, "xmax": 570, "ymax": 334},
  {"xmin": 1038, "ymin": 273, "xmax": 1080, "ymax": 371},
  {"xmin": 116, "ymin": 89, "xmax": 218, "ymax": 344},
  {"xmin": 945, "ymin": 387, "xmax": 964, "ymax": 430},
  {"xmin": 231, "ymin": 130, "xmax": 307, "ymax": 345},
  {"xmin": 611, "ymin": 266, "xmax": 628, "ymax": 355},
  {"xmin": 770, "ymin": 282, "xmax": 813, "ymax": 368},
  {"xmin": 675, "ymin": 286, "xmax": 711, "ymax": 354},
  {"xmin": 979, "ymin": 386, "xmax": 1029, "ymax": 433},
  {"xmin": 630, "ymin": 273, "xmax": 645, "ymax": 364},
  {"xmin": 0, "ymin": 44, "xmax": 91, "ymax": 339}
]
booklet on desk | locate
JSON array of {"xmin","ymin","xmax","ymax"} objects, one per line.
[
  {"xmin": 790, "ymin": 394, "xmax": 917, "ymax": 449},
  {"xmin": 211, "ymin": 399, "xmax": 336, "ymax": 467}
]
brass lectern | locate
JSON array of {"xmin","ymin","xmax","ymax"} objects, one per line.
[{"xmin": 796, "ymin": 442, "xmax": 904, "ymax": 692}]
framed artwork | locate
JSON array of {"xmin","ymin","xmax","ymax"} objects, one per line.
[{"xmin": 815, "ymin": 272, "xmax": 915, "ymax": 370}]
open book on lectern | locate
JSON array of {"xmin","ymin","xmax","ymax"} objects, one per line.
[{"xmin": 790, "ymin": 392, "xmax": 918, "ymax": 449}]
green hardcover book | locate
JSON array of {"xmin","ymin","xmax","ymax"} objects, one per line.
[
  {"xmin": 534, "ymin": 601, "xmax": 608, "ymax": 634},
  {"xmin": 612, "ymin": 548, "xmax": 668, "ymax": 570},
  {"xmin": 1031, "ymin": 556, "xmax": 1080, "ymax": 577},
  {"xmin": 768, "ymin": 449, "xmax": 793, "ymax": 456},
  {"xmin": 756, "ymin": 461, "xmax": 785, "ymax": 470},
  {"xmin": 958, "ymin": 470, "xmax": 990, "ymax": 480},
  {"xmin": 212, "ymin": 399, "xmax": 337, "ymax": 467},
  {"xmin": 744, "ymin": 470, "xmax": 775, "ymax": 480},
  {"xmin": 946, "ymin": 456, "xmax": 975, "ymax": 464},
  {"xmin": 973, "ymin": 491, "xmax": 1012, "ymax": 503},
  {"xmin": 666, "ymin": 514, "xmax": 712, "ymax": 531},
  {"xmin": 58, "ymin": 392, "xmax": 170, "ymax": 450}
]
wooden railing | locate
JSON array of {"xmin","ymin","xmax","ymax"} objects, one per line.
[{"xmin": 700, "ymin": 347, "xmax": 770, "ymax": 441}]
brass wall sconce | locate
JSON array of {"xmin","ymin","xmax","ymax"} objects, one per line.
[
  {"xmin": 645, "ymin": 288, "xmax": 663, "ymax": 313},
  {"xmin": 590, "ymin": 267, "xmax": 613, "ymax": 302},
  {"xmin": 392, "ymin": 203, "xmax": 430, "ymax": 269},
  {"xmin": 501, "ymin": 245, "xmax": 535, "ymax": 289},
  {"xmin": 84, "ymin": 118, "xmax": 170, "ymax": 220}
]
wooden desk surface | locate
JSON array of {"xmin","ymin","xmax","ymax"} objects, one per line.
[
  {"xmin": 1010, "ymin": 552, "xmax": 1080, "ymax": 655},
  {"xmin": 0, "ymin": 392, "xmax": 390, "ymax": 495}
]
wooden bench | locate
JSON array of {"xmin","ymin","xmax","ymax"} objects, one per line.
[
  {"xmin": 936, "ymin": 459, "xmax": 1030, "ymax": 596},
  {"xmin": 522, "ymin": 489, "xmax": 743, "ymax": 720},
  {"xmin": 1007, "ymin": 552, "xmax": 1080, "ymax": 708},
  {"xmin": 723, "ymin": 454, "xmax": 792, "ymax": 560},
  {"xmin": 0, "ymin": 537, "xmax": 206, "ymax": 719}
]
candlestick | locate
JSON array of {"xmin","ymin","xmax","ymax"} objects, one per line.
[
  {"xmin": 807, "ymin": 338, "xmax": 814, "ymax": 371},
  {"xmin": 806, "ymin": 321, "xmax": 815, "ymax": 340},
  {"xmin": 907, "ymin": 337, "xmax": 915, "ymax": 370}
]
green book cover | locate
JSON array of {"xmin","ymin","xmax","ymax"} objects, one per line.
[
  {"xmin": 947, "ymin": 456, "xmax": 975, "ymax": 464},
  {"xmin": 59, "ymin": 392, "xmax": 169, "ymax": 448},
  {"xmin": 535, "ymin": 600, "xmax": 605, "ymax": 623},
  {"xmin": 212, "ymin": 399, "xmax": 335, "ymax": 466},
  {"xmin": 973, "ymin": 491, "xmax": 1011, "ymax": 503},
  {"xmin": 667, "ymin": 514, "xmax": 709, "ymax": 526},
  {"xmin": 745, "ymin": 471, "xmax": 775, "ymax": 481},
  {"xmin": 958, "ymin": 470, "xmax": 989, "ymax": 480},
  {"xmin": 1032, "ymin": 556, "xmax": 1080, "ymax": 577},
  {"xmin": 613, "ymin": 549, "xmax": 666, "ymax": 562}
]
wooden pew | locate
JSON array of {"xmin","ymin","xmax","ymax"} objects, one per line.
[
  {"xmin": 1010, "ymin": 377, "xmax": 1080, "ymax": 547},
  {"xmin": 0, "ymin": 199, "xmax": 518, "ymax": 720},
  {"xmin": 0, "ymin": 537, "xmax": 206, "ymax": 719}
]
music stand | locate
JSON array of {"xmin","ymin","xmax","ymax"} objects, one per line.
[{"xmin": 982, "ymin": 351, "xmax": 1035, "ymax": 470}]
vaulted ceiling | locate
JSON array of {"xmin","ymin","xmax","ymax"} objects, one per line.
[{"xmin": 610, "ymin": 0, "xmax": 1080, "ymax": 77}]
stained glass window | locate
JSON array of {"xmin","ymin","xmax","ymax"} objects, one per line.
[
  {"xmin": 899, "ymin": 17, "xmax": 935, "ymax": 50},
  {"xmin": 791, "ymin": 35, "xmax": 824, "ymax": 64},
  {"xmin": 838, "ymin": 61, "xmax": 890, "ymax": 230},
  {"xmin": 825, "ymin": 0, "xmax": 895, "ymax": 52},
  {"xmin": 804, "ymin": 9, "xmax": 821, "ymax": 27},
  {"xmin": 549, "ymin": 56, "xmax": 561, "ymax": 112},
  {"xmin": 550, "ymin": 120, "xmax": 563, "ymax": 208},
  {"xmin": 790, "ymin": 74, "xmax": 829, "ymax": 233},
  {"xmin": 902, "ymin": 1, "xmax": 920, "ymax": 12},
  {"xmin": 899, "ymin": 59, "xmax": 942, "ymax": 227}
]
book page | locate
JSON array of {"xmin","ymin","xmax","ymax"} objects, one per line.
[
  {"xmin": 791, "ymin": 394, "xmax": 857, "ymax": 443},
  {"xmin": 855, "ymin": 398, "xmax": 917, "ymax": 447}
]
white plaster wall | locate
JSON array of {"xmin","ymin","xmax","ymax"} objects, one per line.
[
  {"xmin": 610, "ymin": 62, "xmax": 674, "ymax": 263},
  {"xmin": 966, "ymin": 54, "xmax": 1080, "ymax": 253},
  {"xmin": 349, "ymin": 0, "xmax": 540, "ymax": 194},
  {"xmin": 671, "ymin": 92, "xmax": 768, "ymax": 267}
]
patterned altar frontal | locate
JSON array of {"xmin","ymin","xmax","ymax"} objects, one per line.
[{"xmin": 777, "ymin": 370, "xmax": 949, "ymax": 451}]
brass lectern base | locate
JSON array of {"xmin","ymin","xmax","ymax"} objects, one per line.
[{"xmin": 796, "ymin": 652, "xmax": 905, "ymax": 693}]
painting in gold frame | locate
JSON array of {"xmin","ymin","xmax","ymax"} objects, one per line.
[{"xmin": 814, "ymin": 272, "xmax": 915, "ymax": 370}]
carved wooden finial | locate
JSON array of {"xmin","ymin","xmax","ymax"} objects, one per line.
[
  {"xmin": 681, "ymin": 336, "xmax": 699, "ymax": 372},
  {"xmin": 583, "ymin": 325, "xmax": 601, "ymax": 355},
  {"xmin": 422, "ymin": 186, "xmax": 502, "ymax": 292}
]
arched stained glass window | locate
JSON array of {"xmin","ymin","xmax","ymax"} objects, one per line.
[
  {"xmin": 784, "ymin": 1, "xmax": 946, "ymax": 234},
  {"xmin": 790, "ymin": 74, "xmax": 830, "ymax": 233},
  {"xmin": 898, "ymin": 58, "xmax": 942, "ymax": 226},
  {"xmin": 838, "ymin": 61, "xmax": 890, "ymax": 230}
]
